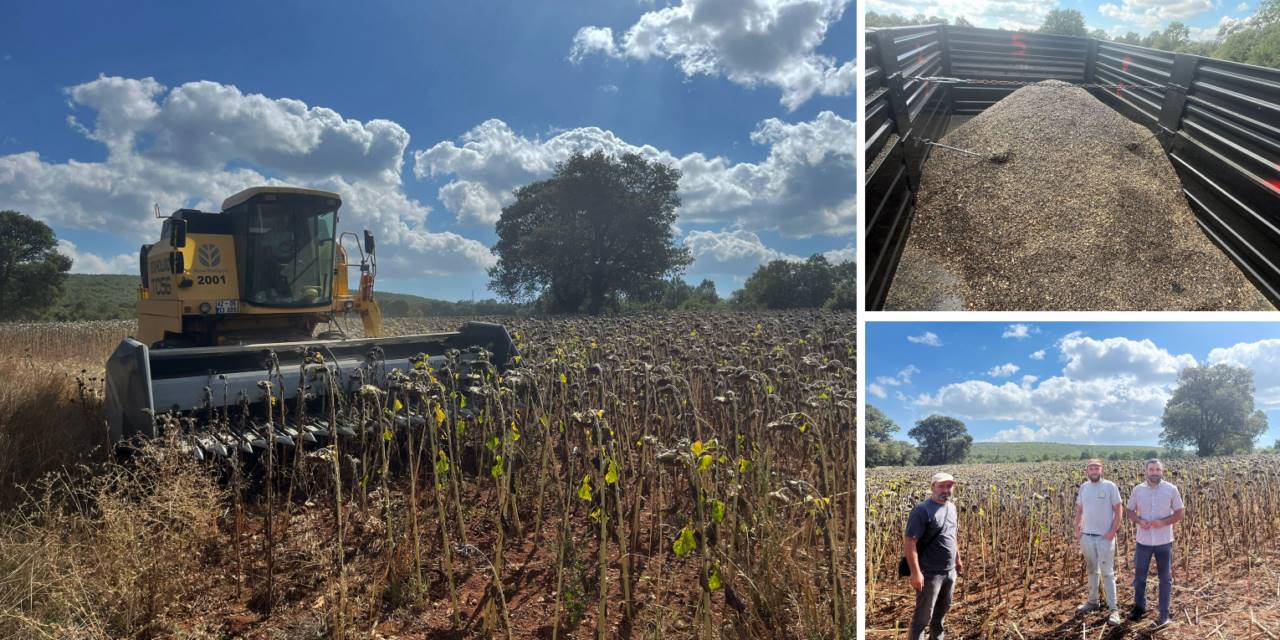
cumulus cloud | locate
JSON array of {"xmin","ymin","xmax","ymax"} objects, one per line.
[
  {"xmin": 869, "ymin": 383, "xmax": 888, "ymax": 399},
  {"xmin": 413, "ymin": 112, "xmax": 855, "ymax": 238},
  {"xmin": 823, "ymin": 244, "xmax": 854, "ymax": 264},
  {"xmin": 569, "ymin": 26, "xmax": 619, "ymax": 63},
  {"xmin": 991, "ymin": 425, "xmax": 1054, "ymax": 443},
  {"xmin": 908, "ymin": 332, "xmax": 942, "ymax": 347},
  {"xmin": 1099, "ymin": 0, "xmax": 1214, "ymax": 30},
  {"xmin": 570, "ymin": 0, "xmax": 855, "ymax": 110},
  {"xmin": 1208, "ymin": 339, "xmax": 1280, "ymax": 407},
  {"xmin": 683, "ymin": 229, "xmax": 800, "ymax": 275},
  {"xmin": 876, "ymin": 364, "xmax": 920, "ymax": 387},
  {"xmin": 1030, "ymin": 349, "xmax": 1046, "ymax": 360},
  {"xmin": 0, "ymin": 75, "xmax": 493, "ymax": 277},
  {"xmin": 1002, "ymin": 323, "xmax": 1038, "ymax": 339},
  {"xmin": 57, "ymin": 239, "xmax": 137, "ymax": 274},
  {"xmin": 1060, "ymin": 332, "xmax": 1196, "ymax": 384},
  {"xmin": 914, "ymin": 333, "xmax": 1199, "ymax": 443},
  {"xmin": 988, "ymin": 363, "xmax": 1020, "ymax": 377}
]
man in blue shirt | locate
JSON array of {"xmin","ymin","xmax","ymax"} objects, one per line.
[{"xmin": 904, "ymin": 471, "xmax": 962, "ymax": 640}]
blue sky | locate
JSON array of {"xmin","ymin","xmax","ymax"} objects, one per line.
[
  {"xmin": 868, "ymin": 0, "xmax": 1257, "ymax": 41},
  {"xmin": 867, "ymin": 322, "xmax": 1280, "ymax": 448},
  {"xmin": 0, "ymin": 1, "xmax": 854, "ymax": 300}
]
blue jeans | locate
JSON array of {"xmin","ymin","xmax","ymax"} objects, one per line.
[{"xmin": 1133, "ymin": 543, "xmax": 1173, "ymax": 620}]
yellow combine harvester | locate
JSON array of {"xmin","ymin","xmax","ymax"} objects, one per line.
[{"xmin": 105, "ymin": 186, "xmax": 517, "ymax": 453}]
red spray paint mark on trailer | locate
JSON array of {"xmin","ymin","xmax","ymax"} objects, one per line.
[
  {"xmin": 1122, "ymin": 55, "xmax": 1132, "ymax": 73},
  {"xmin": 1269, "ymin": 164, "xmax": 1280, "ymax": 194},
  {"xmin": 1115, "ymin": 82, "xmax": 1127, "ymax": 98},
  {"xmin": 917, "ymin": 53, "xmax": 925, "ymax": 67},
  {"xmin": 1012, "ymin": 33, "xmax": 1027, "ymax": 56}
]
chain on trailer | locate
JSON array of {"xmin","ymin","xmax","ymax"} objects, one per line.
[{"xmin": 905, "ymin": 75, "xmax": 1172, "ymax": 165}]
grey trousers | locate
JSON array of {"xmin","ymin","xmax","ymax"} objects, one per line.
[
  {"xmin": 909, "ymin": 569, "xmax": 956, "ymax": 640},
  {"xmin": 1081, "ymin": 534, "xmax": 1118, "ymax": 609}
]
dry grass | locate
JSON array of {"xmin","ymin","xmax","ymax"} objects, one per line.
[
  {"xmin": 0, "ymin": 354, "xmax": 109, "ymax": 510},
  {"xmin": 0, "ymin": 439, "xmax": 225, "ymax": 639}
]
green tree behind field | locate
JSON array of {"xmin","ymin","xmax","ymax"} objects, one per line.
[
  {"xmin": 1161, "ymin": 364, "xmax": 1269, "ymax": 456},
  {"xmin": 0, "ymin": 211, "xmax": 72, "ymax": 321},
  {"xmin": 866, "ymin": 404, "xmax": 918, "ymax": 467},
  {"xmin": 909, "ymin": 415, "xmax": 973, "ymax": 466},
  {"xmin": 733, "ymin": 255, "xmax": 853, "ymax": 310},
  {"xmin": 489, "ymin": 151, "xmax": 691, "ymax": 315}
]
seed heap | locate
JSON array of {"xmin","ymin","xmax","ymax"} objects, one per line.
[{"xmin": 886, "ymin": 80, "xmax": 1272, "ymax": 311}]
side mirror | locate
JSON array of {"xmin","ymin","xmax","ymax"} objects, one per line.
[
  {"xmin": 364, "ymin": 230, "xmax": 375, "ymax": 255},
  {"xmin": 170, "ymin": 252, "xmax": 185, "ymax": 274},
  {"xmin": 170, "ymin": 219, "xmax": 188, "ymax": 248}
]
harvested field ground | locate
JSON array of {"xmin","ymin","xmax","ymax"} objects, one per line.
[
  {"xmin": 886, "ymin": 80, "xmax": 1273, "ymax": 311},
  {"xmin": 0, "ymin": 312, "xmax": 854, "ymax": 640},
  {"xmin": 866, "ymin": 458, "xmax": 1280, "ymax": 639}
]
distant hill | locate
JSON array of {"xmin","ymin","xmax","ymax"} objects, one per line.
[
  {"xmin": 968, "ymin": 442, "xmax": 1161, "ymax": 464},
  {"xmin": 41, "ymin": 274, "xmax": 138, "ymax": 320},
  {"xmin": 28, "ymin": 274, "xmax": 525, "ymax": 321}
]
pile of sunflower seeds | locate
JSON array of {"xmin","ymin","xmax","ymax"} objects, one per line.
[{"xmin": 886, "ymin": 80, "xmax": 1272, "ymax": 311}]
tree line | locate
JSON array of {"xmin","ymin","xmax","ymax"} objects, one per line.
[
  {"xmin": 868, "ymin": 363, "xmax": 1278, "ymax": 467},
  {"xmin": 868, "ymin": 1, "xmax": 1280, "ymax": 68}
]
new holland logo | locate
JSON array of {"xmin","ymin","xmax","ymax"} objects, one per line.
[{"xmin": 197, "ymin": 244, "xmax": 222, "ymax": 268}]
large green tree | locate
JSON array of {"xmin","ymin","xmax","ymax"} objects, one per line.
[
  {"xmin": 0, "ymin": 211, "xmax": 72, "ymax": 321},
  {"xmin": 1161, "ymin": 364, "xmax": 1268, "ymax": 456},
  {"xmin": 908, "ymin": 414, "xmax": 973, "ymax": 466},
  {"xmin": 489, "ymin": 151, "xmax": 691, "ymax": 314},
  {"xmin": 1039, "ymin": 9, "xmax": 1088, "ymax": 37},
  {"xmin": 866, "ymin": 404, "xmax": 918, "ymax": 467}
]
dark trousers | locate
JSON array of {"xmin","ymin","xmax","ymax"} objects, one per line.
[
  {"xmin": 909, "ymin": 570, "xmax": 955, "ymax": 640},
  {"xmin": 1133, "ymin": 543, "xmax": 1173, "ymax": 620}
]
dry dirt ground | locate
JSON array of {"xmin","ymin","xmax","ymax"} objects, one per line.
[{"xmin": 868, "ymin": 547, "xmax": 1280, "ymax": 639}]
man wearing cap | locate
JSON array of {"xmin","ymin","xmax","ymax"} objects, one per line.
[
  {"xmin": 1075, "ymin": 458, "xmax": 1123, "ymax": 626},
  {"xmin": 904, "ymin": 471, "xmax": 962, "ymax": 640},
  {"xmin": 1126, "ymin": 458, "xmax": 1184, "ymax": 628}
]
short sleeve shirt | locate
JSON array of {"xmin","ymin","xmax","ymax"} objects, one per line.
[
  {"xmin": 905, "ymin": 499, "xmax": 958, "ymax": 573},
  {"xmin": 1076, "ymin": 479, "xmax": 1122, "ymax": 535},
  {"xmin": 1127, "ymin": 480, "xmax": 1184, "ymax": 546}
]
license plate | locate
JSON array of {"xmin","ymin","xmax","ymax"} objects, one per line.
[{"xmin": 215, "ymin": 299, "xmax": 240, "ymax": 314}]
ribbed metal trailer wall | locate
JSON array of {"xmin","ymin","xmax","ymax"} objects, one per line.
[{"xmin": 864, "ymin": 24, "xmax": 1280, "ymax": 310}]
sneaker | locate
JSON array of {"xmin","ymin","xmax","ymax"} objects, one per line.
[
  {"xmin": 1127, "ymin": 607, "xmax": 1146, "ymax": 622},
  {"xmin": 1153, "ymin": 617, "xmax": 1173, "ymax": 629},
  {"xmin": 1077, "ymin": 602, "xmax": 1101, "ymax": 614},
  {"xmin": 1106, "ymin": 611, "xmax": 1123, "ymax": 626}
]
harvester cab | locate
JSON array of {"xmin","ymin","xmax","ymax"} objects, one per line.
[{"xmin": 105, "ymin": 186, "xmax": 518, "ymax": 453}]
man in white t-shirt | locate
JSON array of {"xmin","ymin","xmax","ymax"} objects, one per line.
[
  {"xmin": 1074, "ymin": 459, "xmax": 1123, "ymax": 626},
  {"xmin": 1126, "ymin": 458, "xmax": 1185, "ymax": 629}
]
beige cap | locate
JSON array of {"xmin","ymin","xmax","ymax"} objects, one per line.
[{"xmin": 931, "ymin": 472, "xmax": 956, "ymax": 485}]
